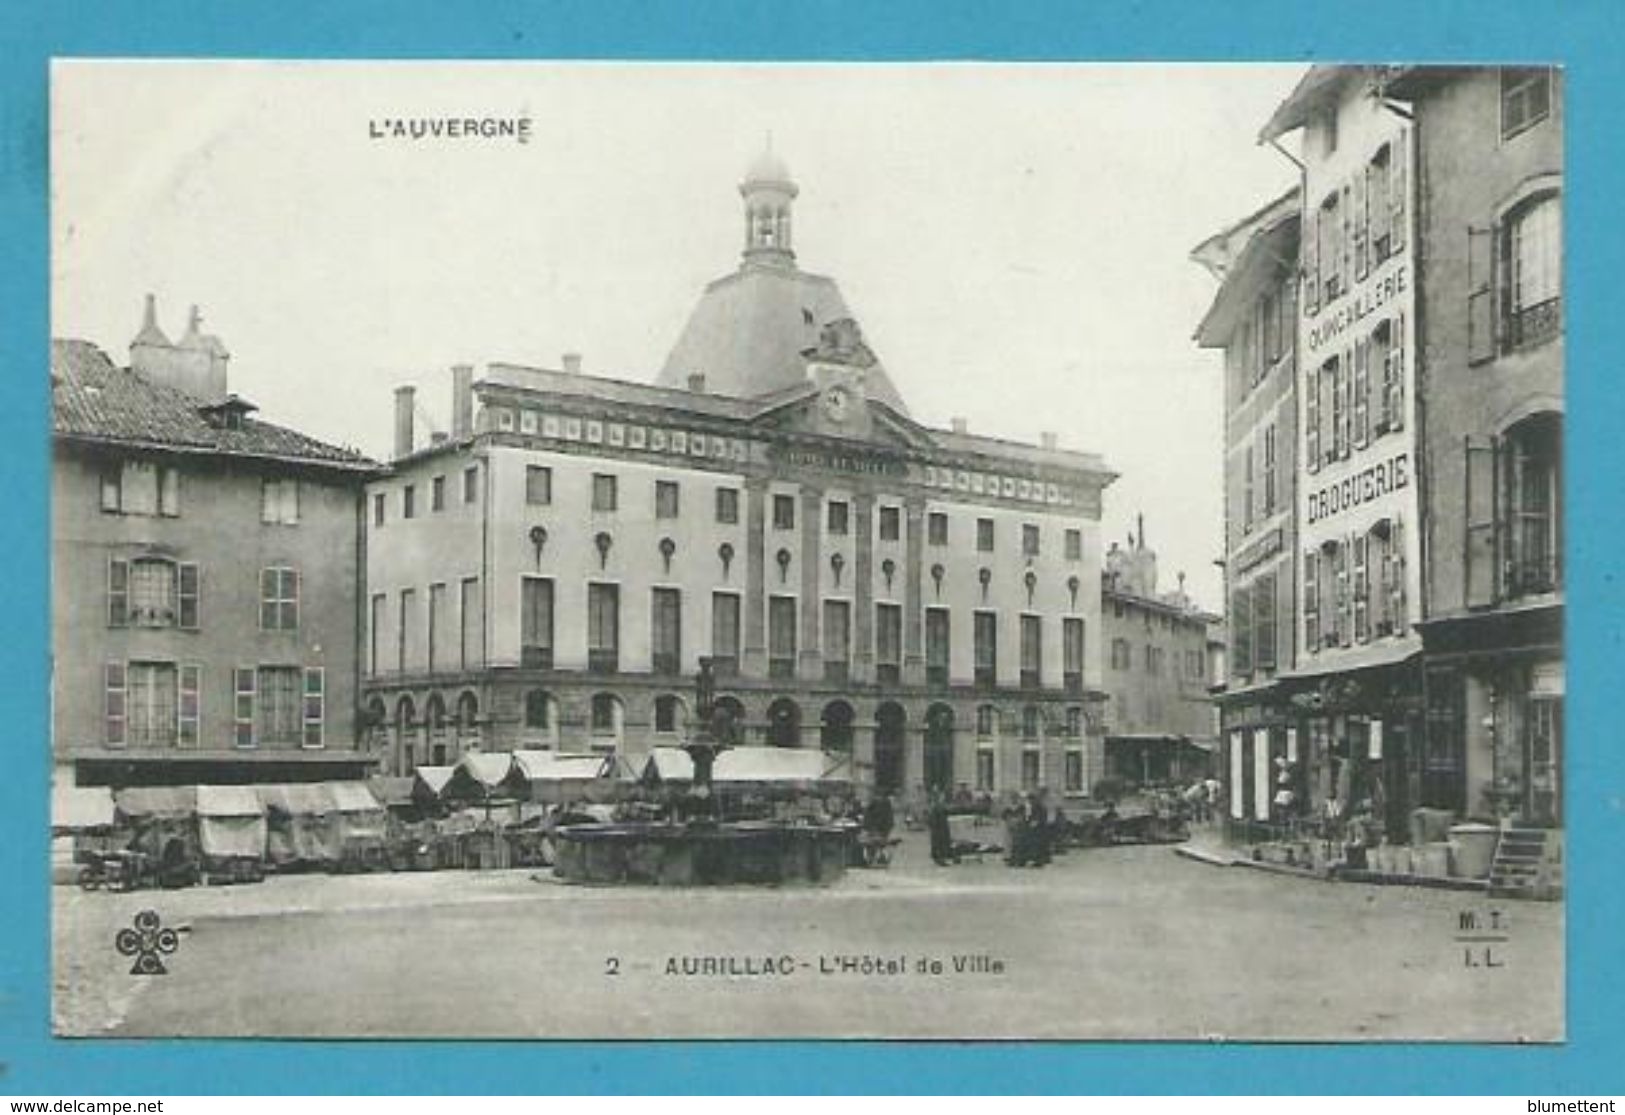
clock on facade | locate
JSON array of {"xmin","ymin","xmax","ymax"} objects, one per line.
[{"xmin": 823, "ymin": 386, "xmax": 851, "ymax": 423}]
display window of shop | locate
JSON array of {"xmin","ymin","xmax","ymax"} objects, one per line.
[
  {"xmin": 1422, "ymin": 667, "xmax": 1468, "ymax": 814},
  {"xmin": 1525, "ymin": 693, "xmax": 1562, "ymax": 825}
]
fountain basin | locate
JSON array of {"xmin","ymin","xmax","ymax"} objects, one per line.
[{"xmin": 552, "ymin": 821, "xmax": 853, "ymax": 886}]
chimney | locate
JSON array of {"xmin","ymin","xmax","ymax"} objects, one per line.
[
  {"xmin": 393, "ymin": 386, "xmax": 416, "ymax": 460},
  {"xmin": 687, "ymin": 372, "xmax": 707, "ymax": 394},
  {"xmin": 1137, "ymin": 513, "xmax": 1146, "ymax": 551},
  {"xmin": 562, "ymin": 352, "xmax": 582, "ymax": 376},
  {"xmin": 1040, "ymin": 430, "xmax": 1058, "ymax": 450},
  {"xmin": 130, "ymin": 296, "xmax": 229, "ymax": 401},
  {"xmin": 950, "ymin": 417, "xmax": 968, "ymax": 434},
  {"xmin": 451, "ymin": 364, "xmax": 474, "ymax": 439}
]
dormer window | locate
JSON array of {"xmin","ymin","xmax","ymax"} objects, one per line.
[{"xmin": 197, "ymin": 394, "xmax": 257, "ymax": 431}]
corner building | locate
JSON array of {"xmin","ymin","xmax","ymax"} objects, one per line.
[
  {"xmin": 1192, "ymin": 190, "xmax": 1303, "ymax": 826},
  {"xmin": 52, "ymin": 303, "xmax": 382, "ymax": 789},
  {"xmin": 1384, "ymin": 66, "xmax": 1564, "ymax": 831},
  {"xmin": 364, "ymin": 151, "xmax": 1116, "ymax": 806}
]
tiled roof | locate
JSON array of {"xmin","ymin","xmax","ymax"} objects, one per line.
[{"xmin": 51, "ymin": 339, "xmax": 380, "ymax": 472}]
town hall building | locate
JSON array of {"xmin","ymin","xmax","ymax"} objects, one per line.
[{"xmin": 362, "ymin": 148, "xmax": 1117, "ymax": 805}]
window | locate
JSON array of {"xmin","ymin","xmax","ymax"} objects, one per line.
[
  {"xmin": 1328, "ymin": 355, "xmax": 1348, "ymax": 461},
  {"xmin": 1322, "ymin": 108, "xmax": 1338, "ymax": 155},
  {"xmin": 521, "ymin": 577, "xmax": 554, "ymax": 668},
  {"xmin": 1063, "ymin": 618, "xmax": 1084, "ymax": 692},
  {"xmin": 712, "ymin": 592, "xmax": 741, "ymax": 675},
  {"xmin": 103, "ymin": 664, "xmax": 125, "ymax": 745},
  {"xmin": 977, "ymin": 518, "xmax": 994, "ymax": 552},
  {"xmin": 1330, "ymin": 542, "xmax": 1349, "ymax": 648},
  {"xmin": 1022, "ymin": 524, "xmax": 1040, "ymax": 557},
  {"xmin": 1305, "ymin": 362, "xmax": 1322, "ymax": 474},
  {"xmin": 769, "ymin": 595, "xmax": 797, "ymax": 679},
  {"xmin": 925, "ymin": 607, "xmax": 950, "ymax": 688},
  {"xmin": 1232, "ymin": 583, "xmax": 1252, "ymax": 674},
  {"xmin": 260, "ymin": 567, "xmax": 299, "ymax": 631},
  {"xmin": 1254, "ymin": 572, "xmax": 1277, "ymax": 669},
  {"xmin": 526, "ymin": 466, "xmax": 552, "ymax": 506},
  {"xmin": 879, "ymin": 506, "xmax": 901, "ymax": 542},
  {"xmin": 428, "ymin": 583, "xmax": 446, "ymax": 672},
  {"xmin": 1064, "ymin": 529, "xmax": 1082, "ymax": 560},
  {"xmin": 459, "ymin": 577, "xmax": 479, "ymax": 670},
  {"xmin": 368, "ymin": 594, "xmax": 385, "ymax": 675},
  {"xmin": 655, "ymin": 695, "xmax": 682, "ymax": 734},
  {"xmin": 977, "ymin": 749, "xmax": 997, "ymax": 792},
  {"xmin": 587, "ymin": 584, "xmax": 619, "ymax": 672},
  {"xmin": 823, "ymin": 600, "xmax": 850, "ymax": 682},
  {"xmin": 426, "ymin": 476, "xmax": 443, "ymax": 512},
  {"xmin": 1318, "ymin": 191, "xmax": 1343, "ymax": 303},
  {"xmin": 302, "ymin": 667, "xmax": 325, "ymax": 747},
  {"xmin": 976, "ymin": 705, "xmax": 997, "ymax": 738},
  {"xmin": 591, "ymin": 473, "xmax": 617, "ymax": 512},
  {"xmin": 1303, "ymin": 550, "xmax": 1320, "ymax": 654},
  {"xmin": 1144, "ymin": 645, "xmax": 1162, "ymax": 677},
  {"xmin": 1262, "ymin": 425, "xmax": 1277, "ymax": 516},
  {"xmin": 261, "ymin": 478, "xmax": 300, "ymax": 524},
  {"xmin": 1501, "ymin": 67, "xmax": 1552, "ymax": 140},
  {"xmin": 765, "ymin": 493, "xmax": 793, "ymax": 531},
  {"xmin": 1368, "ymin": 145, "xmax": 1394, "ymax": 263},
  {"xmin": 1509, "ymin": 195, "xmax": 1562, "ymax": 350},
  {"xmin": 655, "ymin": 480, "xmax": 680, "ymax": 519},
  {"xmin": 1506, "ymin": 414, "xmax": 1562, "ymax": 597},
  {"xmin": 256, "ymin": 666, "xmax": 301, "ymax": 745},
  {"xmin": 1066, "ymin": 706, "xmax": 1084, "ymax": 739},
  {"xmin": 1021, "ymin": 706, "xmax": 1040, "ymax": 741},
  {"xmin": 1111, "ymin": 637, "xmax": 1130, "ymax": 670},
  {"xmin": 1014, "ymin": 750, "xmax": 1040, "ymax": 796},
  {"xmin": 463, "ymin": 465, "xmax": 479, "ymax": 504},
  {"xmin": 398, "ymin": 589, "xmax": 415, "ymax": 671},
  {"xmin": 233, "ymin": 667, "xmax": 256, "ymax": 747},
  {"xmin": 178, "ymin": 663, "xmax": 200, "ymax": 747},
  {"xmin": 402, "ymin": 485, "xmax": 416, "ymax": 520},
  {"xmin": 974, "ymin": 612, "xmax": 998, "ymax": 688},
  {"xmin": 928, "ymin": 512, "xmax": 948, "ymax": 546},
  {"xmin": 524, "ymin": 690, "xmax": 553, "ymax": 731},
  {"xmin": 590, "ymin": 693, "xmax": 621, "ymax": 737},
  {"xmin": 876, "ymin": 603, "xmax": 902, "ymax": 685},
  {"xmin": 373, "ymin": 492, "xmax": 386, "ymax": 526},
  {"xmin": 1374, "ymin": 318, "xmax": 1406, "ymax": 434},
  {"xmin": 124, "ymin": 662, "xmax": 177, "ymax": 747},
  {"xmin": 715, "ymin": 487, "xmax": 739, "ymax": 524},
  {"xmin": 100, "ymin": 461, "xmax": 179, "ymax": 517},
  {"xmin": 1243, "ymin": 443, "xmax": 1255, "ymax": 533},
  {"xmin": 827, "ymin": 500, "xmax": 850, "ymax": 535},
  {"xmin": 109, "ymin": 557, "xmax": 198, "ymax": 629},
  {"xmin": 1064, "ymin": 750, "xmax": 1084, "ymax": 793},
  {"xmin": 652, "ymin": 587, "xmax": 682, "ymax": 674},
  {"xmin": 1020, "ymin": 614, "xmax": 1042, "ymax": 689}
]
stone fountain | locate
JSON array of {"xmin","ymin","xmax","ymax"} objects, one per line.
[{"xmin": 550, "ymin": 658, "xmax": 853, "ymax": 886}]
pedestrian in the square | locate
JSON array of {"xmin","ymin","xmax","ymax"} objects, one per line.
[{"xmin": 928, "ymin": 790, "xmax": 958, "ymax": 866}]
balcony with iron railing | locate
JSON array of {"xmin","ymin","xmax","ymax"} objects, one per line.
[
  {"xmin": 1506, "ymin": 552, "xmax": 1561, "ymax": 599},
  {"xmin": 1510, "ymin": 297, "xmax": 1561, "ymax": 351}
]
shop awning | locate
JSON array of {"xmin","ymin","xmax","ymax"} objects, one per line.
[
  {"xmin": 509, "ymin": 750, "xmax": 611, "ymax": 783},
  {"xmin": 52, "ymin": 783, "xmax": 116, "ymax": 830},
  {"xmin": 115, "ymin": 785, "xmax": 198, "ymax": 818},
  {"xmin": 412, "ymin": 766, "xmax": 456, "ymax": 800},
  {"xmin": 643, "ymin": 746, "xmax": 695, "ymax": 783},
  {"xmin": 1277, "ymin": 643, "xmax": 1420, "ymax": 682},
  {"xmin": 196, "ymin": 784, "xmax": 266, "ymax": 818},
  {"xmin": 366, "ymin": 776, "xmax": 416, "ymax": 807},
  {"xmin": 328, "ymin": 781, "xmax": 385, "ymax": 814},
  {"xmin": 256, "ymin": 782, "xmax": 338, "ymax": 816}
]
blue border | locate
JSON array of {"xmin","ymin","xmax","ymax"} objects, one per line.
[{"xmin": 4, "ymin": 0, "xmax": 1622, "ymax": 1096}]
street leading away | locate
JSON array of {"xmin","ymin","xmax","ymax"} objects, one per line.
[{"xmin": 55, "ymin": 832, "xmax": 1562, "ymax": 1041}]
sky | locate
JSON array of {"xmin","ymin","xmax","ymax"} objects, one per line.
[{"xmin": 51, "ymin": 61, "xmax": 1305, "ymax": 611}]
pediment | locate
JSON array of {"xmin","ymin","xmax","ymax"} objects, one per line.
[{"xmin": 749, "ymin": 390, "xmax": 936, "ymax": 450}]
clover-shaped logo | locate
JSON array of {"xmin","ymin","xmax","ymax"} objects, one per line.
[{"xmin": 115, "ymin": 909, "xmax": 180, "ymax": 975}]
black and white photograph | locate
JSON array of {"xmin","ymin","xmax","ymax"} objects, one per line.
[{"xmin": 49, "ymin": 61, "xmax": 1563, "ymax": 1041}]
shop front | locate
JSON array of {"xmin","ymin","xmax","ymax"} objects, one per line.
[{"xmin": 1419, "ymin": 604, "xmax": 1563, "ymax": 829}]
